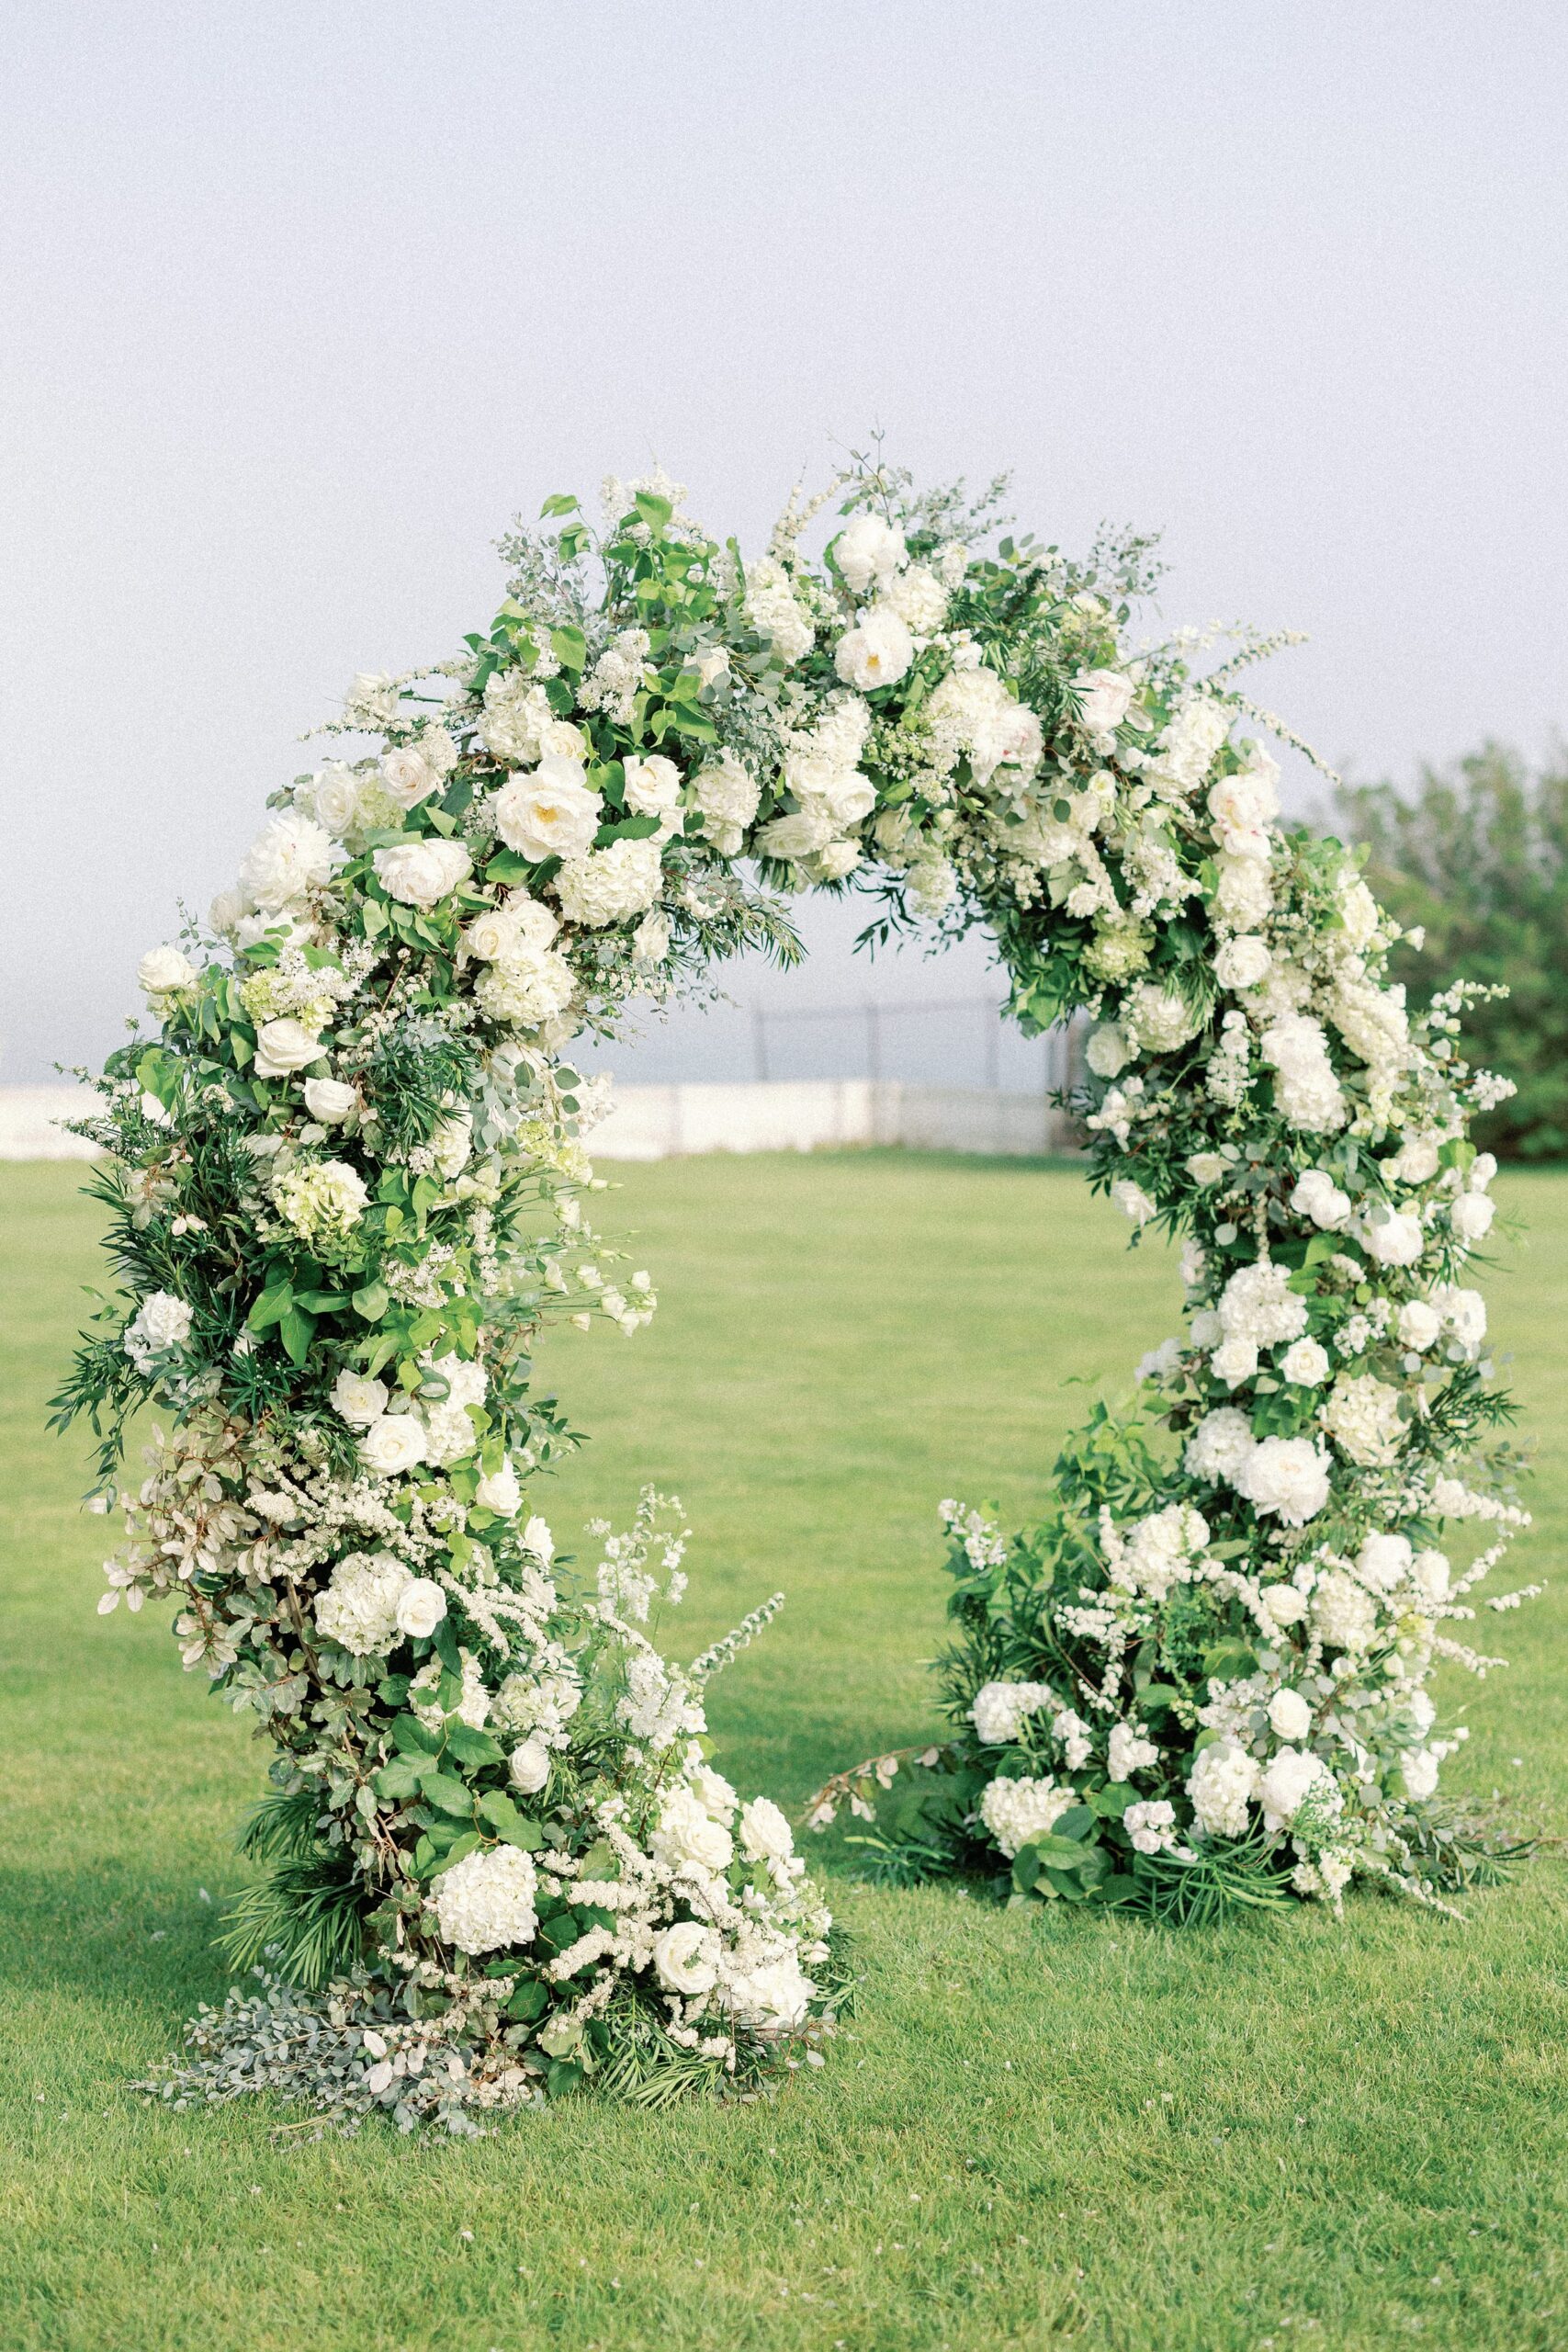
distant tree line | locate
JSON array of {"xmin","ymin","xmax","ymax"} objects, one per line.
[{"xmin": 1331, "ymin": 744, "xmax": 1568, "ymax": 1160}]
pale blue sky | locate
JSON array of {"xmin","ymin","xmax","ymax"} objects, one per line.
[{"xmin": 4, "ymin": 1, "xmax": 1564, "ymax": 1081}]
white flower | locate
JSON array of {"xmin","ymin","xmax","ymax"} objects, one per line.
[
  {"xmin": 977, "ymin": 1774, "xmax": 1075, "ymax": 1859},
  {"xmin": 274, "ymin": 1159, "xmax": 369, "ymax": 1244},
  {"xmin": 1112, "ymin": 1180, "xmax": 1156, "ymax": 1227},
  {"xmin": 652, "ymin": 1920, "xmax": 719, "ymax": 1997},
  {"xmin": 690, "ymin": 1765, "xmax": 738, "ymax": 1821},
  {"xmin": 1184, "ymin": 1408, "xmax": 1257, "ymax": 1486},
  {"xmin": 1268, "ymin": 1688, "xmax": 1313, "ymax": 1742},
  {"xmin": 739, "ymin": 1796, "xmax": 795, "ymax": 1866},
  {"xmin": 1213, "ymin": 934, "xmax": 1270, "ymax": 991},
  {"xmin": 361, "ymin": 1414, "xmax": 427, "ymax": 1476},
  {"xmin": 1135, "ymin": 1338, "xmax": 1182, "ymax": 1385},
  {"xmin": 302, "ymin": 1077, "xmax": 356, "ymax": 1125},
  {"xmin": 237, "ymin": 810, "xmax": 338, "ymax": 912},
  {"xmin": 1338, "ymin": 876, "xmax": 1381, "ymax": 947},
  {"xmin": 138, "ymin": 945, "xmax": 197, "ymax": 996},
  {"xmin": 522, "ymin": 1515, "xmax": 555, "ymax": 1563},
  {"xmin": 475, "ymin": 1457, "xmax": 522, "ymax": 1517},
  {"xmin": 1186, "ymin": 1151, "xmax": 1228, "ymax": 1186},
  {"xmin": 1214, "ymin": 854, "xmax": 1274, "ymax": 931},
  {"xmin": 719, "ymin": 1949, "xmax": 817, "ymax": 2031},
  {"xmin": 1410, "ymin": 1548, "xmax": 1451, "ymax": 1603},
  {"xmin": 433, "ymin": 1844, "xmax": 538, "ymax": 1957},
  {"xmin": 1321, "ymin": 1373, "xmax": 1404, "ymax": 1467},
  {"xmin": 315, "ymin": 1550, "xmax": 411, "ymax": 1656},
  {"xmin": 394, "ymin": 1577, "xmax": 448, "ymax": 1640},
  {"xmin": 474, "ymin": 944, "xmax": 576, "ymax": 1029},
  {"xmin": 1125, "ymin": 983, "xmax": 1201, "ymax": 1054},
  {"xmin": 1108, "ymin": 1722, "xmax": 1159, "ymax": 1781},
  {"xmin": 508, "ymin": 1734, "xmax": 551, "ymax": 1793},
  {"xmin": 632, "ymin": 910, "xmax": 672, "ymax": 964},
  {"xmin": 254, "ymin": 1019, "xmax": 325, "ymax": 1079},
  {"xmin": 1086, "ymin": 1023, "xmax": 1133, "ymax": 1080},
  {"xmin": 883, "ymin": 563, "xmax": 948, "ymax": 632},
  {"xmin": 834, "ymin": 513, "xmax": 907, "ymax": 594},
  {"xmin": 1290, "ymin": 1170, "xmax": 1351, "ymax": 1231},
  {"xmin": 1072, "ymin": 668, "xmax": 1135, "ymax": 738},
  {"xmin": 1402, "ymin": 1747, "xmax": 1440, "ymax": 1801},
  {"xmin": 1187, "ymin": 1742, "xmax": 1258, "ymax": 1838},
  {"xmin": 380, "ymin": 733, "xmax": 454, "ymax": 811},
  {"xmin": 428, "ymin": 1113, "xmax": 471, "ymax": 1180},
  {"xmin": 1355, "ymin": 1532, "xmax": 1412, "ymax": 1592},
  {"xmin": 123, "ymin": 1291, "xmax": 193, "ymax": 1373},
  {"xmin": 1450, "ymin": 1192, "xmax": 1495, "ymax": 1243},
  {"xmin": 310, "ymin": 763, "xmax": 363, "ymax": 837},
  {"xmin": 493, "ymin": 758, "xmax": 604, "ymax": 862},
  {"xmin": 1279, "ymin": 1336, "xmax": 1329, "ymax": 1386},
  {"xmin": 970, "ymin": 1680, "xmax": 1055, "ymax": 1746},
  {"xmin": 331, "ymin": 1368, "xmax": 389, "ymax": 1427},
  {"xmin": 1429, "ymin": 1283, "xmax": 1487, "ymax": 1353},
  {"xmin": 1257, "ymin": 1583, "xmax": 1308, "ymax": 1633},
  {"xmin": 1359, "ymin": 1208, "xmax": 1424, "ymax": 1268},
  {"xmin": 1258, "ymin": 1747, "xmax": 1325, "ymax": 1830},
  {"xmin": 1218, "ymin": 1261, "xmax": 1308, "ymax": 1349},
  {"xmin": 1260, "ymin": 1014, "xmax": 1346, "ymax": 1135},
  {"xmin": 1211, "ymin": 1336, "xmax": 1258, "ymax": 1388},
  {"xmin": 834, "ymin": 605, "xmax": 914, "ymax": 692},
  {"xmin": 1236, "ymin": 1436, "xmax": 1332, "ymax": 1525},
  {"xmin": 552, "ymin": 837, "xmax": 662, "ymax": 928},
  {"xmin": 742, "ymin": 558, "xmax": 815, "ymax": 664},
  {"xmin": 652, "ymin": 1785, "xmax": 734, "ymax": 1878},
  {"xmin": 622, "ymin": 753, "xmax": 684, "ymax": 837},
  {"xmin": 1124, "ymin": 1799, "xmax": 1179, "ymax": 1855},
  {"xmin": 372, "ymin": 838, "xmax": 472, "ymax": 910},
  {"xmin": 693, "ymin": 751, "xmax": 761, "ymax": 833},
  {"xmin": 1312, "ymin": 1569, "xmax": 1377, "ymax": 1652}
]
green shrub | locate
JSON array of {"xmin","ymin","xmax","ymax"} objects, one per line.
[{"xmin": 1333, "ymin": 744, "xmax": 1568, "ymax": 1159}]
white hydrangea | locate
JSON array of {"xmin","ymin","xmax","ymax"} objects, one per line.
[
  {"xmin": 1187, "ymin": 1742, "xmax": 1258, "ymax": 1838},
  {"xmin": 978, "ymin": 1773, "xmax": 1075, "ymax": 1859},
  {"xmin": 743, "ymin": 557, "xmax": 815, "ymax": 664},
  {"xmin": 1217, "ymin": 1261, "xmax": 1309, "ymax": 1348},
  {"xmin": 1183, "ymin": 1408, "xmax": 1257, "ymax": 1486},
  {"xmin": 314, "ymin": 1551, "xmax": 411, "ymax": 1656},
  {"xmin": 552, "ymin": 838, "xmax": 662, "ymax": 929},
  {"xmin": 1259, "ymin": 1014, "xmax": 1347, "ymax": 1134},
  {"xmin": 970, "ymin": 1680, "xmax": 1056, "ymax": 1745},
  {"xmin": 1124, "ymin": 983, "xmax": 1201, "ymax": 1054},
  {"xmin": 1321, "ymin": 1374, "xmax": 1405, "ymax": 1467},
  {"xmin": 432, "ymin": 1844, "xmax": 539, "ymax": 1956},
  {"xmin": 1312, "ymin": 1569, "xmax": 1378, "ymax": 1652}
]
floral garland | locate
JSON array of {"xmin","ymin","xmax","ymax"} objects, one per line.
[{"xmin": 62, "ymin": 458, "xmax": 1535, "ymax": 2123}]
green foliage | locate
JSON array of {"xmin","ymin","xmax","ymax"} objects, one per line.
[{"xmin": 1334, "ymin": 744, "xmax": 1568, "ymax": 1158}]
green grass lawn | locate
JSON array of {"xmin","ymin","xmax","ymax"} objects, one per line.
[{"xmin": 3, "ymin": 1150, "xmax": 1565, "ymax": 2352}]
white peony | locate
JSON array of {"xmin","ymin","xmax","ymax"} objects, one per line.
[
  {"xmin": 552, "ymin": 837, "xmax": 662, "ymax": 928},
  {"xmin": 1430, "ymin": 1283, "xmax": 1487, "ymax": 1352},
  {"xmin": 1072, "ymin": 668, "xmax": 1135, "ymax": 738},
  {"xmin": 433, "ymin": 1844, "xmax": 538, "ymax": 1956},
  {"xmin": 1236, "ymin": 1436, "xmax": 1332, "ymax": 1525},
  {"xmin": 372, "ymin": 838, "xmax": 472, "ymax": 910},
  {"xmin": 331, "ymin": 1368, "xmax": 389, "ymax": 1427},
  {"xmin": 138, "ymin": 945, "xmax": 197, "ymax": 996},
  {"xmin": 834, "ymin": 513, "xmax": 907, "ymax": 594},
  {"xmin": 237, "ymin": 810, "xmax": 338, "ymax": 912},
  {"xmin": 1355, "ymin": 1532, "xmax": 1413, "ymax": 1592},
  {"xmin": 302, "ymin": 1077, "xmax": 356, "ymax": 1125},
  {"xmin": 254, "ymin": 1019, "xmax": 326, "ymax": 1079},
  {"xmin": 977, "ymin": 1774, "xmax": 1075, "ymax": 1859},
  {"xmin": 652, "ymin": 1919, "xmax": 719, "ymax": 1997},
  {"xmin": 361, "ymin": 1414, "xmax": 427, "ymax": 1476},
  {"xmin": 834, "ymin": 605, "xmax": 915, "ymax": 692},
  {"xmin": 493, "ymin": 759, "xmax": 604, "ymax": 862},
  {"xmin": 651, "ymin": 1785, "xmax": 734, "ymax": 1878},
  {"xmin": 395, "ymin": 1577, "xmax": 448, "ymax": 1639}
]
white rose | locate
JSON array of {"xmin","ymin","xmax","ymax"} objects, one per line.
[
  {"xmin": 833, "ymin": 605, "xmax": 914, "ymax": 692},
  {"xmin": 1360, "ymin": 1209, "xmax": 1425, "ymax": 1267},
  {"xmin": 310, "ymin": 762, "xmax": 362, "ymax": 837},
  {"xmin": 1211, "ymin": 1336, "xmax": 1258, "ymax": 1388},
  {"xmin": 1257, "ymin": 1583, "xmax": 1308, "ymax": 1632},
  {"xmin": 622, "ymin": 753, "xmax": 685, "ymax": 836},
  {"xmin": 651, "ymin": 1785, "xmax": 734, "ymax": 1877},
  {"xmin": 1402, "ymin": 1747, "xmax": 1440, "ymax": 1801},
  {"xmin": 1356, "ymin": 1532, "xmax": 1413, "ymax": 1591},
  {"xmin": 138, "ymin": 945, "xmax": 197, "ymax": 996},
  {"xmin": 1072, "ymin": 668, "xmax": 1135, "ymax": 737},
  {"xmin": 303, "ymin": 1077, "xmax": 357, "ymax": 1125},
  {"xmin": 1450, "ymin": 1193, "xmax": 1495, "ymax": 1243},
  {"xmin": 1280, "ymin": 1338, "xmax": 1330, "ymax": 1386},
  {"xmin": 395, "ymin": 1577, "xmax": 448, "ymax": 1639},
  {"xmin": 379, "ymin": 742, "xmax": 446, "ymax": 812},
  {"xmin": 834, "ymin": 513, "xmax": 907, "ymax": 594},
  {"xmin": 475, "ymin": 1457, "xmax": 522, "ymax": 1517},
  {"xmin": 1397, "ymin": 1300, "xmax": 1442, "ymax": 1351},
  {"xmin": 372, "ymin": 838, "xmax": 472, "ymax": 910},
  {"xmin": 254, "ymin": 1019, "xmax": 326, "ymax": 1078},
  {"xmin": 1268, "ymin": 1688, "xmax": 1313, "ymax": 1742},
  {"xmin": 1290, "ymin": 1170, "xmax": 1351, "ymax": 1231},
  {"xmin": 493, "ymin": 758, "xmax": 604, "ymax": 861},
  {"xmin": 123, "ymin": 1290, "xmax": 193, "ymax": 1370},
  {"xmin": 508, "ymin": 1734, "xmax": 552, "ymax": 1794},
  {"xmin": 652, "ymin": 1919, "xmax": 719, "ymax": 1997},
  {"xmin": 632, "ymin": 910, "xmax": 672, "ymax": 964},
  {"xmin": 1186, "ymin": 1151, "xmax": 1228, "ymax": 1186},
  {"xmin": 1086, "ymin": 1023, "xmax": 1133, "ymax": 1080},
  {"xmin": 361, "ymin": 1414, "xmax": 427, "ymax": 1476},
  {"xmin": 738, "ymin": 1796, "xmax": 795, "ymax": 1866},
  {"xmin": 1213, "ymin": 934, "xmax": 1270, "ymax": 991},
  {"xmin": 237, "ymin": 809, "xmax": 338, "ymax": 912},
  {"xmin": 1111, "ymin": 1180, "xmax": 1156, "ymax": 1227},
  {"xmin": 522, "ymin": 1516, "xmax": 555, "ymax": 1562},
  {"xmin": 331, "ymin": 1369, "xmax": 389, "ymax": 1426}
]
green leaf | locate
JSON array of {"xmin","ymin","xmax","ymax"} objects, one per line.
[
  {"xmin": 632, "ymin": 489, "xmax": 673, "ymax": 532},
  {"xmin": 546, "ymin": 2059, "xmax": 586, "ymax": 2098},
  {"xmin": 373, "ymin": 1758, "xmax": 422, "ymax": 1802},
  {"xmin": 245, "ymin": 1279, "xmax": 293, "ymax": 1333},
  {"xmin": 1053, "ymin": 1804, "xmax": 1098, "ymax": 1842},
  {"xmin": 1201, "ymin": 1639, "xmax": 1258, "ymax": 1684},
  {"xmin": 505, "ymin": 1978, "xmax": 549, "ymax": 2022},
  {"xmin": 418, "ymin": 1770, "xmax": 475, "ymax": 1818},
  {"xmin": 278, "ymin": 1305, "xmax": 316, "ymax": 1365},
  {"xmin": 550, "ymin": 624, "xmax": 586, "ymax": 673},
  {"xmin": 539, "ymin": 492, "xmax": 580, "ymax": 518},
  {"xmin": 293, "ymin": 1290, "xmax": 348, "ymax": 1315},
  {"xmin": 352, "ymin": 1282, "xmax": 389, "ymax": 1322},
  {"xmin": 443, "ymin": 1722, "xmax": 503, "ymax": 1767},
  {"xmin": 390, "ymin": 1712, "xmax": 439, "ymax": 1755},
  {"xmin": 1028, "ymin": 1832, "xmax": 1102, "ymax": 1871}
]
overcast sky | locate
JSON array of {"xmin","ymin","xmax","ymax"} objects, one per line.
[{"xmin": 4, "ymin": 1, "xmax": 1564, "ymax": 1084}]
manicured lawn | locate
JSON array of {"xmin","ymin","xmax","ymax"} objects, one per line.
[{"xmin": 3, "ymin": 1151, "xmax": 1565, "ymax": 2352}]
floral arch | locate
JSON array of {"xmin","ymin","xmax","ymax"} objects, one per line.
[{"xmin": 61, "ymin": 458, "xmax": 1535, "ymax": 2125}]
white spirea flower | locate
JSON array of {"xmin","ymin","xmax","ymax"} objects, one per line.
[
  {"xmin": 332, "ymin": 1368, "xmax": 389, "ymax": 1426},
  {"xmin": 315, "ymin": 1551, "xmax": 411, "ymax": 1656},
  {"xmin": 493, "ymin": 759, "xmax": 604, "ymax": 862},
  {"xmin": 970, "ymin": 1680, "xmax": 1055, "ymax": 1746},
  {"xmin": 977, "ymin": 1774, "xmax": 1075, "ymax": 1859},
  {"xmin": 395, "ymin": 1577, "xmax": 448, "ymax": 1639},
  {"xmin": 1187, "ymin": 1742, "xmax": 1258, "ymax": 1838},
  {"xmin": 1236, "ymin": 1436, "xmax": 1332, "ymax": 1525},
  {"xmin": 834, "ymin": 605, "xmax": 914, "ymax": 692},
  {"xmin": 1280, "ymin": 1337, "xmax": 1330, "ymax": 1386},
  {"xmin": 834, "ymin": 513, "xmax": 907, "ymax": 594},
  {"xmin": 237, "ymin": 810, "xmax": 338, "ymax": 912},
  {"xmin": 361, "ymin": 1415, "xmax": 427, "ymax": 1476},
  {"xmin": 433, "ymin": 1844, "xmax": 538, "ymax": 1957},
  {"xmin": 552, "ymin": 837, "xmax": 662, "ymax": 928},
  {"xmin": 138, "ymin": 945, "xmax": 197, "ymax": 996},
  {"xmin": 123, "ymin": 1291, "xmax": 192, "ymax": 1373},
  {"xmin": 372, "ymin": 839, "xmax": 472, "ymax": 910},
  {"xmin": 653, "ymin": 1919, "xmax": 719, "ymax": 1996}
]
